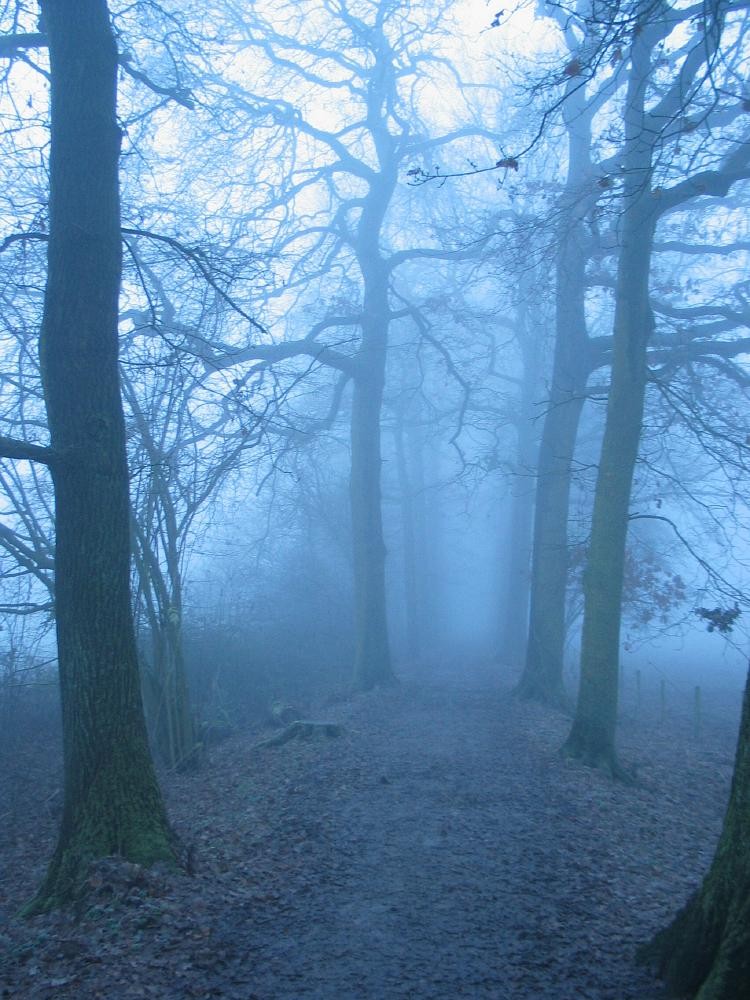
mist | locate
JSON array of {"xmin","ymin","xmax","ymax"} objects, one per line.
[{"xmin": 1, "ymin": 1, "xmax": 750, "ymax": 997}]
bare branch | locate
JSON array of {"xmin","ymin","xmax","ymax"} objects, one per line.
[
  {"xmin": 118, "ymin": 54, "xmax": 194, "ymax": 110},
  {"xmin": 0, "ymin": 436, "xmax": 54, "ymax": 466},
  {"xmin": 0, "ymin": 33, "xmax": 47, "ymax": 59}
]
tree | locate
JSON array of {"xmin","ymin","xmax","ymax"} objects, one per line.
[
  {"xmin": 516, "ymin": 71, "xmax": 602, "ymax": 707},
  {"xmin": 0, "ymin": 1, "xmax": 175, "ymax": 911},
  {"xmin": 122, "ymin": 288, "xmax": 268, "ymax": 768},
  {"xmin": 641, "ymin": 653, "xmax": 750, "ymax": 999},
  {"xmin": 563, "ymin": 0, "xmax": 750, "ymax": 771},
  {"xmin": 200, "ymin": 0, "xmax": 500, "ymax": 689},
  {"xmin": 502, "ymin": 0, "xmax": 750, "ymax": 714}
]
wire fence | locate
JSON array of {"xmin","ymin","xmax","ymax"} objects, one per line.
[{"xmin": 617, "ymin": 658, "xmax": 744, "ymax": 751}]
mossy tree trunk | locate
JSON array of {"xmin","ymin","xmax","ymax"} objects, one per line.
[
  {"xmin": 562, "ymin": 23, "xmax": 657, "ymax": 773},
  {"xmin": 27, "ymin": 0, "xmax": 174, "ymax": 913},
  {"xmin": 640, "ymin": 665, "xmax": 750, "ymax": 998}
]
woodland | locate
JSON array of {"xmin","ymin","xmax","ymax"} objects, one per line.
[{"xmin": 1, "ymin": 0, "xmax": 750, "ymax": 998}]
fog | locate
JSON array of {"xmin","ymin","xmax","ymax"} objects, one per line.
[{"xmin": 1, "ymin": 1, "xmax": 750, "ymax": 997}]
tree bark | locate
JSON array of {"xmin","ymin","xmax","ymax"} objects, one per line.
[
  {"xmin": 133, "ymin": 526, "xmax": 196, "ymax": 770},
  {"xmin": 518, "ymin": 389, "xmax": 585, "ymax": 706},
  {"xmin": 516, "ymin": 82, "xmax": 595, "ymax": 708},
  {"xmin": 640, "ymin": 665, "xmax": 750, "ymax": 999},
  {"xmin": 27, "ymin": 0, "xmax": 174, "ymax": 913},
  {"xmin": 562, "ymin": 26, "xmax": 656, "ymax": 773},
  {"xmin": 350, "ymin": 171, "xmax": 395, "ymax": 691},
  {"xmin": 350, "ymin": 334, "xmax": 394, "ymax": 689},
  {"xmin": 129, "ymin": 461, "xmax": 196, "ymax": 770},
  {"xmin": 394, "ymin": 411, "xmax": 420, "ymax": 662},
  {"xmin": 499, "ymin": 483, "xmax": 535, "ymax": 667},
  {"xmin": 516, "ymin": 227, "xmax": 589, "ymax": 706},
  {"xmin": 408, "ymin": 413, "xmax": 434, "ymax": 655},
  {"xmin": 498, "ymin": 365, "xmax": 539, "ymax": 668}
]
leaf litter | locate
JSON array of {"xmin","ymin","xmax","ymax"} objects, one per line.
[{"xmin": 0, "ymin": 661, "xmax": 740, "ymax": 999}]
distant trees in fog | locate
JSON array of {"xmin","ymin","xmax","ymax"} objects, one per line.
[{"xmin": 0, "ymin": 1, "xmax": 749, "ymax": 980}]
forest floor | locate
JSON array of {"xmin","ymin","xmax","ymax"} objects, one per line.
[{"xmin": 0, "ymin": 659, "xmax": 742, "ymax": 1000}]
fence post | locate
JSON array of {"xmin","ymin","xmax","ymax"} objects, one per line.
[
  {"xmin": 636, "ymin": 669, "xmax": 642, "ymax": 715},
  {"xmin": 660, "ymin": 678, "xmax": 666, "ymax": 724},
  {"xmin": 693, "ymin": 685, "xmax": 702, "ymax": 740}
]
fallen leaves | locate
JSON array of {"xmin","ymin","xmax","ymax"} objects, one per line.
[{"xmin": 0, "ymin": 670, "xmax": 739, "ymax": 999}]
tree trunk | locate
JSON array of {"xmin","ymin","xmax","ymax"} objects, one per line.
[
  {"xmin": 136, "ymin": 572, "xmax": 195, "ymax": 771},
  {"xmin": 132, "ymin": 507, "xmax": 196, "ymax": 769},
  {"xmin": 516, "ymin": 83, "xmax": 594, "ymax": 709},
  {"xmin": 350, "ymin": 353, "xmax": 393, "ymax": 689},
  {"xmin": 563, "ymin": 32, "xmax": 656, "ymax": 773},
  {"xmin": 498, "ymin": 416, "xmax": 537, "ymax": 668},
  {"xmin": 394, "ymin": 413, "xmax": 420, "ymax": 662},
  {"xmin": 516, "ymin": 241, "xmax": 588, "ymax": 706},
  {"xmin": 124, "ymin": 374, "xmax": 197, "ymax": 769},
  {"xmin": 350, "ymin": 177, "xmax": 395, "ymax": 691},
  {"xmin": 499, "ymin": 296, "xmax": 546, "ymax": 667},
  {"xmin": 156, "ymin": 614, "xmax": 195, "ymax": 769},
  {"xmin": 408, "ymin": 412, "xmax": 433, "ymax": 655},
  {"xmin": 27, "ymin": 0, "xmax": 174, "ymax": 913},
  {"xmin": 640, "ymin": 665, "xmax": 750, "ymax": 998}
]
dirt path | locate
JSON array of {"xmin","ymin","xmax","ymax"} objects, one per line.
[{"xmin": 0, "ymin": 665, "xmax": 738, "ymax": 998}]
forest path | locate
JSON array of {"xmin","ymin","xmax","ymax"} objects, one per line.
[{"xmin": 0, "ymin": 662, "xmax": 739, "ymax": 999}]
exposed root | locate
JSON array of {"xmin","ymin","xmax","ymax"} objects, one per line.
[
  {"xmin": 560, "ymin": 738, "xmax": 637, "ymax": 785},
  {"xmin": 253, "ymin": 721, "xmax": 345, "ymax": 750}
]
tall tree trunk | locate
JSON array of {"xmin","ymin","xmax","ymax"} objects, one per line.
[
  {"xmin": 394, "ymin": 412, "xmax": 420, "ymax": 662},
  {"xmin": 408, "ymin": 412, "xmax": 433, "ymax": 654},
  {"xmin": 28, "ymin": 0, "xmax": 174, "ymax": 913},
  {"xmin": 351, "ymin": 349, "xmax": 393, "ymax": 689},
  {"xmin": 498, "ymin": 296, "xmax": 544, "ymax": 668},
  {"xmin": 350, "ymin": 177, "xmax": 395, "ymax": 691},
  {"xmin": 640, "ymin": 665, "xmax": 750, "ymax": 999},
  {"xmin": 133, "ymin": 521, "xmax": 195, "ymax": 770},
  {"xmin": 124, "ymin": 375, "xmax": 196, "ymax": 769},
  {"xmin": 147, "ymin": 492, "xmax": 195, "ymax": 770},
  {"xmin": 516, "ymin": 241, "xmax": 589, "ymax": 707},
  {"xmin": 157, "ymin": 612, "xmax": 195, "ymax": 769},
  {"xmin": 563, "ymin": 30, "xmax": 656, "ymax": 773},
  {"xmin": 498, "ymin": 413, "xmax": 537, "ymax": 668},
  {"xmin": 516, "ymin": 84, "xmax": 594, "ymax": 708}
]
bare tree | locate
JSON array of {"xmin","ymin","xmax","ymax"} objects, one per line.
[
  {"xmin": 196, "ymin": 0, "xmax": 500, "ymax": 688},
  {"xmin": 562, "ymin": 0, "xmax": 750, "ymax": 772},
  {"xmin": 0, "ymin": 1, "xmax": 176, "ymax": 912}
]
